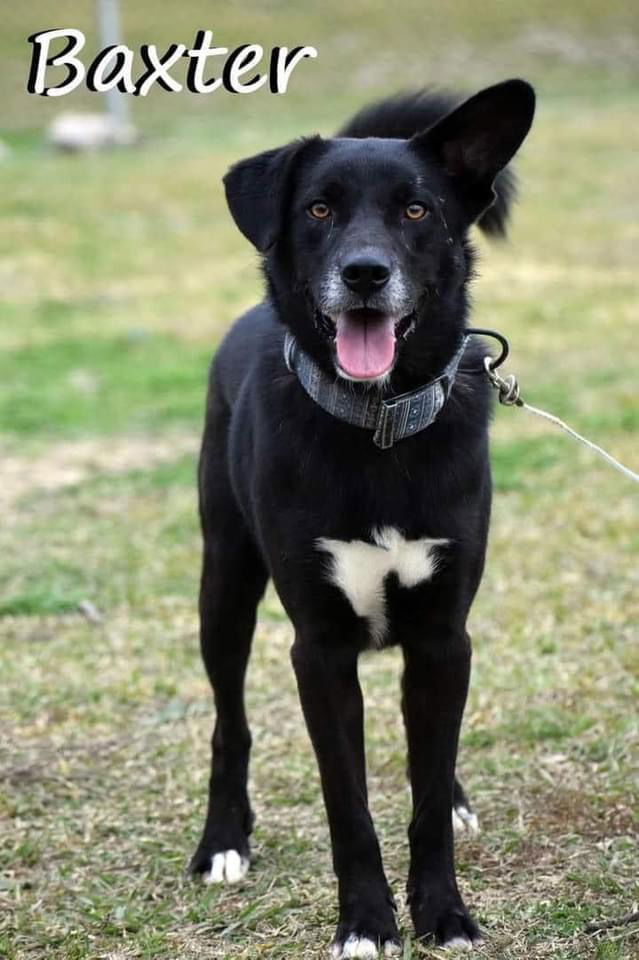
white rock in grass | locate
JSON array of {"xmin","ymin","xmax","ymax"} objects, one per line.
[{"xmin": 47, "ymin": 112, "xmax": 137, "ymax": 152}]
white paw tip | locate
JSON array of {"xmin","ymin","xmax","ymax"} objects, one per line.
[
  {"xmin": 203, "ymin": 849, "xmax": 249, "ymax": 885},
  {"xmin": 452, "ymin": 805, "xmax": 479, "ymax": 836},
  {"xmin": 344, "ymin": 937, "xmax": 378, "ymax": 959},
  {"xmin": 332, "ymin": 935, "xmax": 397, "ymax": 958},
  {"xmin": 442, "ymin": 935, "xmax": 473, "ymax": 951}
]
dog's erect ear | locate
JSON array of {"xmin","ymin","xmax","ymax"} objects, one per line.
[
  {"xmin": 412, "ymin": 79, "xmax": 535, "ymax": 225},
  {"xmin": 223, "ymin": 138, "xmax": 317, "ymax": 252}
]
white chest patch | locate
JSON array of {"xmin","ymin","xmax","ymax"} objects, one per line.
[{"xmin": 316, "ymin": 526, "xmax": 448, "ymax": 646}]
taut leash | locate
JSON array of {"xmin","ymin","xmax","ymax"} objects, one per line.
[{"xmin": 477, "ymin": 332, "xmax": 638, "ymax": 485}]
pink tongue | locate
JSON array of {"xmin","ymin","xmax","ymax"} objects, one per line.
[{"xmin": 335, "ymin": 313, "xmax": 396, "ymax": 379}]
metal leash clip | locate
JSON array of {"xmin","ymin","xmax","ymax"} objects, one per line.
[
  {"xmin": 483, "ymin": 355, "xmax": 523, "ymax": 406},
  {"xmin": 471, "ymin": 328, "xmax": 637, "ymax": 483}
]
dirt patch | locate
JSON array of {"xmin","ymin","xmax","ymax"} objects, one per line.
[
  {"xmin": 1, "ymin": 431, "xmax": 199, "ymax": 513},
  {"xmin": 526, "ymin": 787, "xmax": 637, "ymax": 841}
]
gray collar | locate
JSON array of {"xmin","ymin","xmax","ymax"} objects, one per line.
[{"xmin": 283, "ymin": 332, "xmax": 469, "ymax": 449}]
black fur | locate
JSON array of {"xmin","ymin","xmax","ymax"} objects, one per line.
[
  {"xmin": 190, "ymin": 79, "xmax": 535, "ymax": 953},
  {"xmin": 338, "ymin": 89, "xmax": 516, "ymax": 236}
]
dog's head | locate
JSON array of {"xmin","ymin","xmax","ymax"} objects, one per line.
[{"xmin": 224, "ymin": 80, "xmax": 535, "ymax": 385}]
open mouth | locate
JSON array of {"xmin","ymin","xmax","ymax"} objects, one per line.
[{"xmin": 320, "ymin": 309, "xmax": 412, "ymax": 380}]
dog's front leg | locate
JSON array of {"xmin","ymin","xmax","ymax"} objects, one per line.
[
  {"xmin": 291, "ymin": 634, "xmax": 400, "ymax": 958},
  {"xmin": 402, "ymin": 630, "xmax": 481, "ymax": 950}
]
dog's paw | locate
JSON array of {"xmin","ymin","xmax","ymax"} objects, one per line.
[
  {"xmin": 190, "ymin": 845, "xmax": 250, "ymax": 885},
  {"xmin": 452, "ymin": 803, "xmax": 479, "ymax": 836},
  {"xmin": 331, "ymin": 888, "xmax": 400, "ymax": 959},
  {"xmin": 412, "ymin": 891, "xmax": 481, "ymax": 951},
  {"xmin": 203, "ymin": 849, "xmax": 249, "ymax": 885},
  {"xmin": 330, "ymin": 934, "xmax": 401, "ymax": 958},
  {"xmin": 441, "ymin": 934, "xmax": 476, "ymax": 951}
]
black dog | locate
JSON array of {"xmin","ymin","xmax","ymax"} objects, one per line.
[{"xmin": 190, "ymin": 79, "xmax": 535, "ymax": 956}]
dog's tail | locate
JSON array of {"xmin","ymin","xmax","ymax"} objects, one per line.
[{"xmin": 337, "ymin": 91, "xmax": 515, "ymax": 238}]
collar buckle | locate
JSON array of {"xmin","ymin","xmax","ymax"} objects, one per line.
[{"xmin": 373, "ymin": 400, "xmax": 396, "ymax": 449}]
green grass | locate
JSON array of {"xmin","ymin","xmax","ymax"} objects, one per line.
[
  {"xmin": 0, "ymin": 335, "xmax": 210, "ymax": 438},
  {"xmin": 1, "ymin": 2, "xmax": 638, "ymax": 958}
]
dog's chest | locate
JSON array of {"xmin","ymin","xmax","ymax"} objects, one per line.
[{"xmin": 316, "ymin": 526, "xmax": 448, "ymax": 646}]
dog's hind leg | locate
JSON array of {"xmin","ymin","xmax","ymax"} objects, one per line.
[
  {"xmin": 407, "ymin": 772, "xmax": 479, "ymax": 838},
  {"xmin": 190, "ymin": 413, "xmax": 268, "ymax": 885}
]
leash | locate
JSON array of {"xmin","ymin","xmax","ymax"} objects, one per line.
[
  {"xmin": 285, "ymin": 325, "xmax": 636, "ymax": 478},
  {"xmin": 475, "ymin": 329, "xmax": 639, "ymax": 485}
]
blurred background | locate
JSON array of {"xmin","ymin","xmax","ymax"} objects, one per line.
[{"xmin": 1, "ymin": 4, "xmax": 637, "ymax": 960}]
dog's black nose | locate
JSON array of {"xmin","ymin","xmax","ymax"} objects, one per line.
[{"xmin": 341, "ymin": 256, "xmax": 391, "ymax": 298}]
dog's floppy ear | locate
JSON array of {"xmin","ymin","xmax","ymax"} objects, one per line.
[
  {"xmin": 223, "ymin": 138, "xmax": 318, "ymax": 252},
  {"xmin": 412, "ymin": 79, "xmax": 535, "ymax": 225}
]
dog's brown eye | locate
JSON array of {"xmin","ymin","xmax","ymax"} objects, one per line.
[
  {"xmin": 308, "ymin": 201, "xmax": 331, "ymax": 220},
  {"xmin": 405, "ymin": 203, "xmax": 428, "ymax": 221}
]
